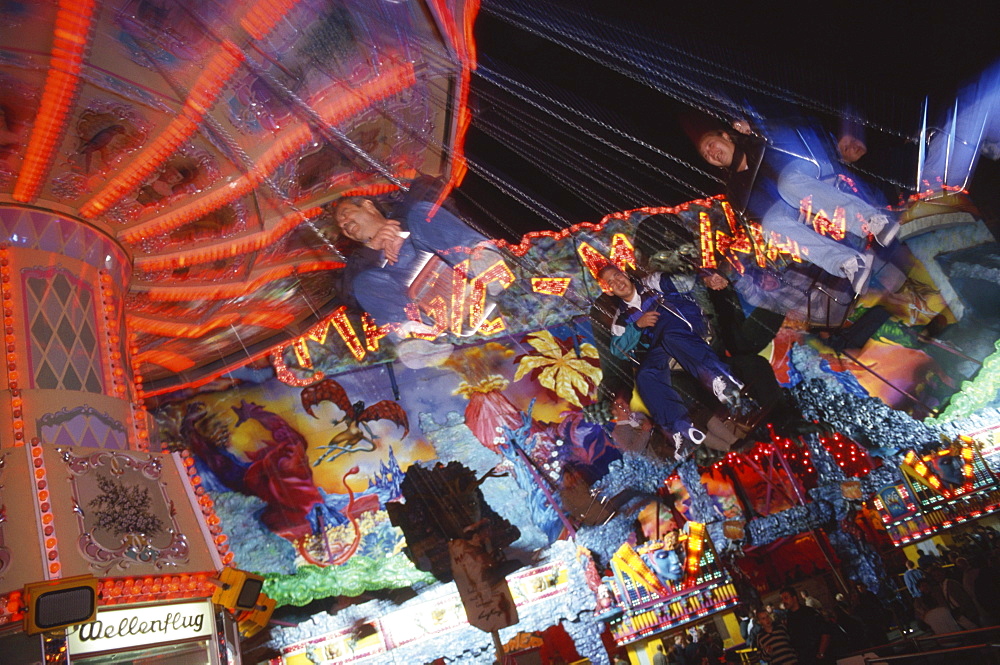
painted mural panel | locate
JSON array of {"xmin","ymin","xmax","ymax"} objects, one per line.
[
  {"xmin": 156, "ymin": 321, "xmax": 624, "ymax": 606},
  {"xmin": 158, "ymin": 193, "xmax": 1000, "ymax": 608},
  {"xmin": 268, "ymin": 196, "xmax": 991, "ymax": 440}
]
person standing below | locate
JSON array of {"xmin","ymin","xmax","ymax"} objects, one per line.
[
  {"xmin": 970, "ymin": 553, "xmax": 1000, "ymax": 627},
  {"xmin": 917, "ymin": 547, "xmax": 938, "ymax": 570},
  {"xmin": 754, "ymin": 607, "xmax": 799, "ymax": 664},
  {"xmin": 767, "ymin": 602, "xmax": 788, "ymax": 625},
  {"xmin": 670, "ymin": 633, "xmax": 690, "ymax": 665},
  {"xmin": 914, "ymin": 578, "xmax": 968, "ymax": 634},
  {"xmin": 800, "ymin": 589, "xmax": 823, "ymax": 611},
  {"xmin": 904, "ymin": 559, "xmax": 924, "ymax": 599},
  {"xmin": 682, "ymin": 628, "xmax": 704, "ymax": 665},
  {"xmin": 652, "ymin": 642, "xmax": 668, "ymax": 665},
  {"xmin": 852, "ymin": 581, "xmax": 890, "ymax": 648},
  {"xmin": 931, "ymin": 566, "xmax": 980, "ymax": 627},
  {"xmin": 831, "ymin": 593, "xmax": 866, "ymax": 647},
  {"xmin": 780, "ymin": 586, "xmax": 833, "ymax": 664}
]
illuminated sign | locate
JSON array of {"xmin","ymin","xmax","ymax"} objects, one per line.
[
  {"xmin": 877, "ymin": 441, "xmax": 1000, "ymax": 546},
  {"xmin": 800, "ymin": 195, "xmax": 847, "ymax": 241},
  {"xmin": 273, "ymin": 256, "xmax": 514, "ymax": 383},
  {"xmin": 577, "ymin": 235, "xmax": 636, "ymax": 278},
  {"xmin": 901, "ymin": 441, "xmax": 987, "ymax": 500},
  {"xmin": 607, "ymin": 526, "xmax": 735, "ymax": 644},
  {"xmin": 283, "ymin": 562, "xmax": 571, "ymax": 663},
  {"xmin": 67, "ymin": 600, "xmax": 214, "ymax": 656},
  {"xmin": 531, "ymin": 277, "xmax": 571, "ymax": 296},
  {"xmin": 874, "ymin": 484, "xmax": 918, "ymax": 521},
  {"xmin": 698, "ymin": 198, "xmax": 863, "ymax": 272}
]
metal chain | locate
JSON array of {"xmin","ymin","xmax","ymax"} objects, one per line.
[
  {"xmin": 486, "ymin": 0, "xmax": 919, "ymax": 142},
  {"xmin": 479, "ymin": 64, "xmax": 717, "ymax": 194},
  {"xmin": 475, "ymin": 87, "xmax": 684, "ymax": 206}
]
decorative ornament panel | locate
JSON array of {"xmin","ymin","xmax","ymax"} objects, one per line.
[{"xmin": 57, "ymin": 449, "xmax": 189, "ymax": 573}]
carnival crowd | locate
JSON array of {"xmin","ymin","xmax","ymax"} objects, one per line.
[{"xmin": 728, "ymin": 524, "xmax": 1000, "ymax": 664}]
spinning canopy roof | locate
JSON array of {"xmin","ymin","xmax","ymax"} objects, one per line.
[{"xmin": 0, "ymin": 0, "xmax": 477, "ymax": 393}]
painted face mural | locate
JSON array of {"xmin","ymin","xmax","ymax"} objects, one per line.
[
  {"xmin": 642, "ymin": 546, "xmax": 684, "ymax": 584},
  {"xmin": 928, "ymin": 454, "xmax": 966, "ymax": 489}
]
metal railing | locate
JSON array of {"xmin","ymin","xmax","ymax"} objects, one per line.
[{"xmin": 842, "ymin": 625, "xmax": 1000, "ymax": 665}]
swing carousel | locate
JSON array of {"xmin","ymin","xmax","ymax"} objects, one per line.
[{"xmin": 0, "ymin": 0, "xmax": 479, "ymax": 395}]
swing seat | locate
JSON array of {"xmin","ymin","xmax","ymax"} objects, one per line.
[{"xmin": 898, "ymin": 191, "xmax": 980, "ymax": 240}]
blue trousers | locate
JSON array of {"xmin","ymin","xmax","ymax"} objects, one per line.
[
  {"xmin": 766, "ymin": 158, "xmax": 880, "ymax": 277},
  {"xmin": 634, "ymin": 309, "xmax": 734, "ymax": 433}
]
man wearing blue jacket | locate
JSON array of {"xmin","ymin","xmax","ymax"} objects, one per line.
[
  {"xmin": 598, "ymin": 264, "xmax": 743, "ymax": 458},
  {"xmin": 697, "ymin": 120, "xmax": 896, "ymax": 294}
]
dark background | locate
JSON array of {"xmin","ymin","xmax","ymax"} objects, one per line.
[{"xmin": 456, "ymin": 0, "xmax": 1000, "ymax": 240}]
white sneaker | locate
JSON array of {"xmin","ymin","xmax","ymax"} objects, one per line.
[
  {"xmin": 712, "ymin": 376, "xmax": 742, "ymax": 406},
  {"xmin": 673, "ymin": 431, "xmax": 686, "ymax": 461},
  {"xmin": 867, "ymin": 212, "xmax": 898, "ymax": 247},
  {"xmin": 673, "ymin": 427, "xmax": 705, "ymax": 461},
  {"xmin": 840, "ymin": 253, "xmax": 873, "ymax": 295}
]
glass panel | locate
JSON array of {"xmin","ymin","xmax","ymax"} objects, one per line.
[{"xmin": 70, "ymin": 638, "xmax": 213, "ymax": 665}]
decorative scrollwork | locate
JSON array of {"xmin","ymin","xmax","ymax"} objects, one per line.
[{"xmin": 60, "ymin": 449, "xmax": 189, "ymax": 572}]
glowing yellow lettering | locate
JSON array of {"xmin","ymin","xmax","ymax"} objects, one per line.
[
  {"xmin": 609, "ymin": 233, "xmax": 636, "ymax": 270},
  {"xmin": 292, "ymin": 322, "xmax": 330, "ymax": 368},
  {"xmin": 699, "ymin": 212, "xmax": 717, "ymax": 269},
  {"xmin": 329, "ymin": 307, "xmax": 366, "ymax": 360},
  {"xmin": 362, "ymin": 313, "xmax": 389, "ymax": 352},
  {"xmin": 469, "ymin": 261, "xmax": 514, "ymax": 333},
  {"xmin": 577, "ymin": 238, "xmax": 636, "ymax": 279},
  {"xmin": 530, "ymin": 277, "xmax": 571, "ymax": 296},
  {"xmin": 450, "ymin": 260, "xmax": 469, "ymax": 335},
  {"xmin": 270, "ymin": 349, "xmax": 323, "ymax": 387}
]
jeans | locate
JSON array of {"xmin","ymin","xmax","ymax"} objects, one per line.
[
  {"xmin": 762, "ymin": 200, "xmax": 864, "ymax": 277},
  {"xmin": 760, "ymin": 156, "xmax": 881, "ymax": 277}
]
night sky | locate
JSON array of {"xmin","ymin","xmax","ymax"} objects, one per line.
[{"xmin": 457, "ymin": 0, "xmax": 1000, "ymax": 240}]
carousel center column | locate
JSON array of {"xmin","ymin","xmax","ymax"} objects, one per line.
[
  {"xmin": 0, "ymin": 205, "xmax": 147, "ymax": 454},
  {"xmin": 0, "ymin": 206, "xmax": 227, "ymax": 663}
]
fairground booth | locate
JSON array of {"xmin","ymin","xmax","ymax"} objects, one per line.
[{"xmin": 874, "ymin": 436, "xmax": 1000, "ymax": 550}]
